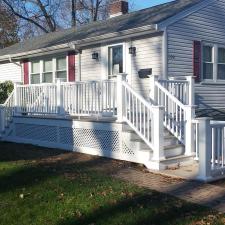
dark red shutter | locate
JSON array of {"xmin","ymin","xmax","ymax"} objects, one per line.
[
  {"xmin": 68, "ymin": 51, "xmax": 76, "ymax": 82},
  {"xmin": 23, "ymin": 59, "xmax": 29, "ymax": 84},
  {"xmin": 193, "ymin": 41, "xmax": 202, "ymax": 82}
]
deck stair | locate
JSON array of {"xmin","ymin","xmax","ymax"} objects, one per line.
[{"xmin": 122, "ymin": 124, "xmax": 194, "ymax": 169}]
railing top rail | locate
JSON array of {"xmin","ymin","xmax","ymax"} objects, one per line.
[
  {"xmin": 158, "ymin": 79, "xmax": 189, "ymax": 84},
  {"xmin": 169, "ymin": 75, "xmax": 193, "ymax": 80},
  {"xmin": 17, "ymin": 80, "xmax": 117, "ymax": 88},
  {"xmin": 210, "ymin": 121, "xmax": 225, "ymax": 127},
  {"xmin": 61, "ymin": 80, "xmax": 116, "ymax": 85},
  {"xmin": 2, "ymin": 90, "xmax": 14, "ymax": 106},
  {"xmin": 155, "ymin": 81, "xmax": 186, "ymax": 109},
  {"xmin": 192, "ymin": 119, "xmax": 200, "ymax": 124},
  {"xmin": 17, "ymin": 83, "xmax": 57, "ymax": 88}
]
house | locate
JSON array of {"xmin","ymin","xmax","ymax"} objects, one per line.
[{"xmin": 1, "ymin": 0, "xmax": 225, "ymax": 182}]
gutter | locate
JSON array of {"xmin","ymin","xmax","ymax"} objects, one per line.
[
  {"xmin": 0, "ymin": 44, "xmax": 71, "ymax": 62},
  {"xmin": 0, "ymin": 24, "xmax": 158, "ymax": 62},
  {"xmin": 8, "ymin": 55, "xmax": 22, "ymax": 67}
]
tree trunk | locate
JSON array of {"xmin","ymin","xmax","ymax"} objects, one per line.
[{"xmin": 71, "ymin": 0, "xmax": 77, "ymax": 27}]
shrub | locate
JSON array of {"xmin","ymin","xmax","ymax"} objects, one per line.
[{"xmin": 0, "ymin": 81, "xmax": 14, "ymax": 104}]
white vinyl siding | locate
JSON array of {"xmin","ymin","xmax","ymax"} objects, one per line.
[
  {"xmin": 80, "ymin": 46, "xmax": 102, "ymax": 81},
  {"xmin": 79, "ymin": 35, "xmax": 162, "ymax": 98},
  {"xmin": 167, "ymin": 0, "xmax": 225, "ymax": 108},
  {"xmin": 130, "ymin": 35, "xmax": 162, "ymax": 98},
  {"xmin": 0, "ymin": 62, "xmax": 22, "ymax": 83}
]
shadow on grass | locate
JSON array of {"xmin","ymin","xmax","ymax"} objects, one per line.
[
  {"xmin": 0, "ymin": 146, "xmax": 129, "ymax": 194},
  {"xmin": 56, "ymin": 191, "xmax": 210, "ymax": 225},
  {"xmin": 0, "ymin": 142, "xmax": 223, "ymax": 225},
  {"xmin": 0, "ymin": 141, "xmax": 66, "ymax": 162}
]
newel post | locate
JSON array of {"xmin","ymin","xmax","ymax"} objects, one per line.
[
  {"xmin": 184, "ymin": 76, "xmax": 195, "ymax": 156},
  {"xmin": 150, "ymin": 106, "xmax": 165, "ymax": 170},
  {"xmin": 184, "ymin": 105, "xmax": 195, "ymax": 156},
  {"xmin": 117, "ymin": 73, "xmax": 127, "ymax": 122},
  {"xmin": 149, "ymin": 75, "xmax": 159, "ymax": 104},
  {"xmin": 56, "ymin": 79, "xmax": 64, "ymax": 115},
  {"xmin": 197, "ymin": 117, "xmax": 212, "ymax": 181},
  {"xmin": 186, "ymin": 76, "xmax": 195, "ymax": 106}
]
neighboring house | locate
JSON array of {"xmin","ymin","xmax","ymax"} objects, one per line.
[{"xmin": 1, "ymin": 0, "xmax": 225, "ymax": 182}]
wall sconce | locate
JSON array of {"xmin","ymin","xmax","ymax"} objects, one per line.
[
  {"xmin": 129, "ymin": 46, "xmax": 136, "ymax": 56},
  {"xmin": 92, "ymin": 52, "xmax": 99, "ymax": 60}
]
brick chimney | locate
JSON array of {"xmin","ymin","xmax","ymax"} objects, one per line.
[{"xmin": 109, "ymin": 0, "xmax": 129, "ymax": 18}]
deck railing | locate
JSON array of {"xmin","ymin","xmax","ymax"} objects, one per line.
[
  {"xmin": 194, "ymin": 119, "xmax": 225, "ymax": 181},
  {"xmin": 62, "ymin": 80, "xmax": 117, "ymax": 117},
  {"xmin": 150, "ymin": 75, "xmax": 195, "ymax": 156},
  {"xmin": 158, "ymin": 77, "xmax": 193, "ymax": 105},
  {"xmin": 122, "ymin": 81, "xmax": 164, "ymax": 157},
  {"xmin": 0, "ymin": 90, "xmax": 15, "ymax": 133},
  {"xmin": 14, "ymin": 80, "xmax": 117, "ymax": 117},
  {"xmin": 16, "ymin": 83, "xmax": 58, "ymax": 115}
]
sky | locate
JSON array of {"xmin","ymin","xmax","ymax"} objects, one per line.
[{"xmin": 131, "ymin": 0, "xmax": 174, "ymax": 10}]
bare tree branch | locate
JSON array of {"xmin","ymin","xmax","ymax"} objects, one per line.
[{"xmin": 2, "ymin": 0, "xmax": 50, "ymax": 33}]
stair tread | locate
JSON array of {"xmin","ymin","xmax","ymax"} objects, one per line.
[
  {"xmin": 160, "ymin": 154, "xmax": 194, "ymax": 162},
  {"xmin": 164, "ymin": 144, "xmax": 184, "ymax": 150}
]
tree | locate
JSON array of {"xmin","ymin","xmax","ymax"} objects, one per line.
[
  {"xmin": 0, "ymin": 4, "xmax": 19, "ymax": 48},
  {"xmin": 1, "ymin": 0, "xmax": 61, "ymax": 36},
  {"xmin": 1, "ymin": 0, "xmax": 128, "ymax": 40},
  {"xmin": 75, "ymin": 0, "xmax": 112, "ymax": 25}
]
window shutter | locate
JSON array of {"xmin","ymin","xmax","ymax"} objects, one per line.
[
  {"xmin": 23, "ymin": 59, "xmax": 29, "ymax": 84},
  {"xmin": 193, "ymin": 41, "xmax": 202, "ymax": 82},
  {"xmin": 68, "ymin": 51, "xmax": 76, "ymax": 82}
]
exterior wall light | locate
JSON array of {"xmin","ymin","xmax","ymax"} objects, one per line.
[
  {"xmin": 129, "ymin": 46, "xmax": 136, "ymax": 55},
  {"xmin": 92, "ymin": 52, "xmax": 99, "ymax": 60}
]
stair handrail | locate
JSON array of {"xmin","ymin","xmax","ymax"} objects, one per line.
[
  {"xmin": 0, "ymin": 90, "xmax": 15, "ymax": 133},
  {"xmin": 155, "ymin": 82, "xmax": 186, "ymax": 110},
  {"xmin": 118, "ymin": 74, "xmax": 165, "ymax": 163},
  {"xmin": 151, "ymin": 75, "xmax": 195, "ymax": 156}
]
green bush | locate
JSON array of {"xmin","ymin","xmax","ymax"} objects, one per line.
[{"xmin": 0, "ymin": 81, "xmax": 14, "ymax": 104}]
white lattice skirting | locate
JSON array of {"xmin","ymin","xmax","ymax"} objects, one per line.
[{"xmin": 4, "ymin": 116, "xmax": 150, "ymax": 165}]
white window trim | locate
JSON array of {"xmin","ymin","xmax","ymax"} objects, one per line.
[
  {"xmin": 29, "ymin": 60, "xmax": 41, "ymax": 84},
  {"xmin": 202, "ymin": 42, "xmax": 225, "ymax": 83},
  {"xmin": 29, "ymin": 54, "xmax": 68, "ymax": 84},
  {"xmin": 107, "ymin": 43, "xmax": 126, "ymax": 79}
]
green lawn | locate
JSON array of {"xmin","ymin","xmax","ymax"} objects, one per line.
[{"xmin": 0, "ymin": 142, "xmax": 224, "ymax": 225}]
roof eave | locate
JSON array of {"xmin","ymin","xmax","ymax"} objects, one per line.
[{"xmin": 0, "ymin": 24, "xmax": 158, "ymax": 62}]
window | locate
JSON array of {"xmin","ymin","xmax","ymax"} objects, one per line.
[
  {"xmin": 56, "ymin": 57, "xmax": 67, "ymax": 82},
  {"xmin": 43, "ymin": 59, "xmax": 53, "ymax": 83},
  {"xmin": 108, "ymin": 45, "xmax": 123, "ymax": 78},
  {"xmin": 30, "ymin": 56, "xmax": 67, "ymax": 84},
  {"xmin": 218, "ymin": 47, "xmax": 225, "ymax": 80},
  {"xmin": 202, "ymin": 43, "xmax": 225, "ymax": 82},
  {"xmin": 31, "ymin": 61, "xmax": 40, "ymax": 84},
  {"xmin": 203, "ymin": 46, "xmax": 213, "ymax": 80}
]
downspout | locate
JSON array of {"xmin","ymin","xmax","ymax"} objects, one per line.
[{"xmin": 8, "ymin": 55, "xmax": 21, "ymax": 67}]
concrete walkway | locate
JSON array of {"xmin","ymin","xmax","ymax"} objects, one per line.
[{"xmin": 114, "ymin": 168, "xmax": 225, "ymax": 213}]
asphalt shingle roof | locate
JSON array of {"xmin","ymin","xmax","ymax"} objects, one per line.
[{"xmin": 0, "ymin": 0, "xmax": 203, "ymax": 58}]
